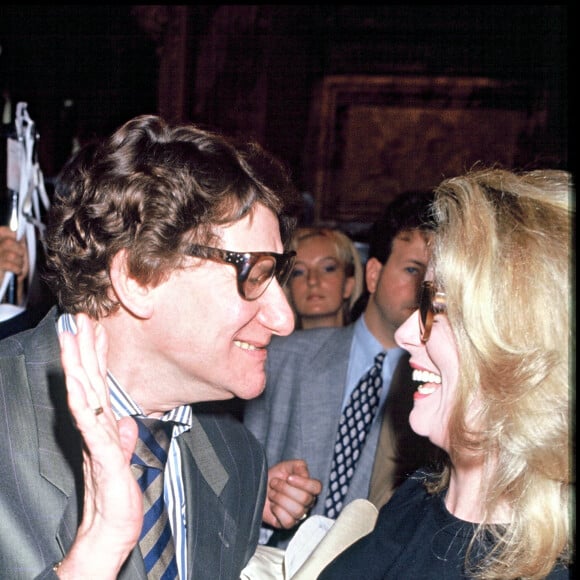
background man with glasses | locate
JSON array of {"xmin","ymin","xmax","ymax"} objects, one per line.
[{"xmin": 0, "ymin": 115, "xmax": 316, "ymax": 579}]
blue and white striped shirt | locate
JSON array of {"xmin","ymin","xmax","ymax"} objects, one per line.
[{"xmin": 57, "ymin": 313, "xmax": 193, "ymax": 579}]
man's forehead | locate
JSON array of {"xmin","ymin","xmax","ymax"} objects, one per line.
[{"xmin": 389, "ymin": 229, "xmax": 433, "ymax": 266}]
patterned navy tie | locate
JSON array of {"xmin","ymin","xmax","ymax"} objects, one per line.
[
  {"xmin": 324, "ymin": 351, "xmax": 386, "ymax": 519},
  {"xmin": 131, "ymin": 417, "xmax": 178, "ymax": 580}
]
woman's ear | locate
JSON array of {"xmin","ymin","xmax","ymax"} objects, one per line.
[
  {"xmin": 109, "ymin": 249, "xmax": 154, "ymax": 319},
  {"xmin": 365, "ymin": 257, "xmax": 383, "ymax": 295}
]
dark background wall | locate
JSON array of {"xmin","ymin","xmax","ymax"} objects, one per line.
[
  {"xmin": 1, "ymin": 5, "xmax": 568, "ymax": 230},
  {"xmin": 1, "ymin": 6, "xmax": 158, "ymax": 177}
]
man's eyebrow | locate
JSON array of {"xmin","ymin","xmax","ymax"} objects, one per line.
[{"xmin": 406, "ymin": 258, "xmax": 428, "ymax": 267}]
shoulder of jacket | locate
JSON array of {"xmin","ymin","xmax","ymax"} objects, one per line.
[{"xmin": 269, "ymin": 326, "xmax": 350, "ymax": 351}]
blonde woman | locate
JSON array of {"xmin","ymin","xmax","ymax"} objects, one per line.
[
  {"xmin": 287, "ymin": 227, "xmax": 364, "ymax": 329},
  {"xmin": 320, "ymin": 168, "xmax": 573, "ymax": 579}
]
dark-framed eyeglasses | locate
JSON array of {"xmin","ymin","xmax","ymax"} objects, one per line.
[
  {"xmin": 184, "ymin": 244, "xmax": 296, "ymax": 301},
  {"xmin": 419, "ymin": 280, "xmax": 447, "ymax": 343}
]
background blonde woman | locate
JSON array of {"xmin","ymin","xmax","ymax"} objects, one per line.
[{"xmin": 287, "ymin": 227, "xmax": 364, "ymax": 329}]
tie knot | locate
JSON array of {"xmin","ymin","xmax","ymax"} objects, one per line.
[
  {"xmin": 375, "ymin": 351, "xmax": 386, "ymax": 366},
  {"xmin": 132, "ymin": 417, "xmax": 174, "ymax": 470}
]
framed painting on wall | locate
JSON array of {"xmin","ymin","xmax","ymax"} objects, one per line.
[{"xmin": 304, "ymin": 75, "xmax": 549, "ymax": 226}]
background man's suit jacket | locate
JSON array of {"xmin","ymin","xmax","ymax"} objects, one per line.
[
  {"xmin": 243, "ymin": 325, "xmax": 438, "ymax": 548},
  {"xmin": 0, "ymin": 307, "xmax": 267, "ymax": 579}
]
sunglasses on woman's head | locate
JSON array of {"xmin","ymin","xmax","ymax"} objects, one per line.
[
  {"xmin": 185, "ymin": 245, "xmax": 296, "ymax": 301},
  {"xmin": 419, "ymin": 281, "xmax": 447, "ymax": 343}
]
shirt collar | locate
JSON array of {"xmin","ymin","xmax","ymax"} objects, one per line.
[
  {"xmin": 352, "ymin": 314, "xmax": 406, "ymax": 369},
  {"xmin": 107, "ymin": 371, "xmax": 193, "ymax": 430}
]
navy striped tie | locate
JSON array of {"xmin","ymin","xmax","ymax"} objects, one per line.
[{"xmin": 131, "ymin": 417, "xmax": 178, "ymax": 579}]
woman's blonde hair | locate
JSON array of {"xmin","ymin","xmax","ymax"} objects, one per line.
[
  {"xmin": 430, "ymin": 167, "xmax": 573, "ymax": 579},
  {"xmin": 288, "ymin": 227, "xmax": 364, "ymax": 327}
]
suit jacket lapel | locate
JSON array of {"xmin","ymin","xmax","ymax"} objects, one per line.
[
  {"xmin": 368, "ymin": 352, "xmax": 439, "ymax": 509},
  {"xmin": 181, "ymin": 414, "xmax": 228, "ymax": 496},
  {"xmin": 23, "ymin": 311, "xmax": 84, "ymax": 553},
  {"xmin": 300, "ymin": 326, "xmax": 353, "ymax": 514},
  {"xmin": 178, "ymin": 415, "xmax": 230, "ymax": 579}
]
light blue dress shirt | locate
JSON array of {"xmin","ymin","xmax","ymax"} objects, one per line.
[{"xmin": 343, "ymin": 314, "xmax": 405, "ymax": 411}]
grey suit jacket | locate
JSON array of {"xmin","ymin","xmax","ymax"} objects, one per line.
[
  {"xmin": 243, "ymin": 325, "xmax": 438, "ymax": 548},
  {"xmin": 0, "ymin": 307, "xmax": 267, "ymax": 579}
]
